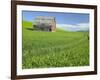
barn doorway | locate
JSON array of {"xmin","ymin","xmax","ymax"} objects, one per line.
[{"xmin": 49, "ymin": 28, "xmax": 51, "ymax": 31}]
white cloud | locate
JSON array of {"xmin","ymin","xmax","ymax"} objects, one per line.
[{"xmin": 57, "ymin": 23, "xmax": 89, "ymax": 31}]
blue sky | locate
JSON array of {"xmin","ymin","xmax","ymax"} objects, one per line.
[{"xmin": 22, "ymin": 11, "xmax": 89, "ymax": 31}]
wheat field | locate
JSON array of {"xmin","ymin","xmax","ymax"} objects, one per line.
[{"xmin": 22, "ymin": 21, "xmax": 89, "ymax": 69}]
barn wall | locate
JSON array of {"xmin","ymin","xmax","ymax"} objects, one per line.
[{"xmin": 33, "ymin": 16, "xmax": 56, "ymax": 32}]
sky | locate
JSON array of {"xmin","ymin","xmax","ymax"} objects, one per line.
[{"xmin": 22, "ymin": 11, "xmax": 89, "ymax": 31}]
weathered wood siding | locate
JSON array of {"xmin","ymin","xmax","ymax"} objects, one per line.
[{"xmin": 33, "ymin": 16, "xmax": 56, "ymax": 32}]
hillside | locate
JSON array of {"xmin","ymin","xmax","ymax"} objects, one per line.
[{"xmin": 22, "ymin": 21, "xmax": 89, "ymax": 69}]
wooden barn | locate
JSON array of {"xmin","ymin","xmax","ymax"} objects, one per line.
[{"xmin": 33, "ymin": 16, "xmax": 56, "ymax": 32}]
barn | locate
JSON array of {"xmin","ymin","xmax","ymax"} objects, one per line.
[{"xmin": 33, "ymin": 16, "xmax": 56, "ymax": 32}]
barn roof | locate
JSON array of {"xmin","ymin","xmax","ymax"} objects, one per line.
[
  {"xmin": 34, "ymin": 16, "xmax": 56, "ymax": 25},
  {"xmin": 35, "ymin": 16, "xmax": 55, "ymax": 20}
]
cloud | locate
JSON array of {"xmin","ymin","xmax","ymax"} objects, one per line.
[{"xmin": 57, "ymin": 23, "xmax": 89, "ymax": 31}]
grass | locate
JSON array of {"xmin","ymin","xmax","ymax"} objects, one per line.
[{"xmin": 22, "ymin": 21, "xmax": 89, "ymax": 69}]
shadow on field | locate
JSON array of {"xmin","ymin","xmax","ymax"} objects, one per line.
[{"xmin": 26, "ymin": 28, "xmax": 34, "ymax": 31}]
